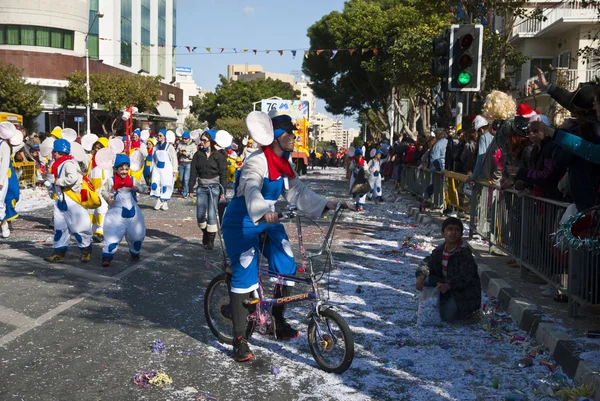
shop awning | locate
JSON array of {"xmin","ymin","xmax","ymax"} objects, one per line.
[{"xmin": 155, "ymin": 101, "xmax": 178, "ymax": 121}]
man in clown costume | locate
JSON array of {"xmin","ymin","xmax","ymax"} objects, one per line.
[
  {"xmin": 100, "ymin": 154, "xmax": 146, "ymax": 267},
  {"xmin": 44, "ymin": 139, "xmax": 93, "ymax": 263},
  {"xmin": 150, "ymin": 129, "xmax": 178, "ymax": 210},
  {"xmin": 0, "ymin": 122, "xmax": 19, "ymax": 238},
  {"xmin": 87, "ymin": 137, "xmax": 110, "ymax": 243},
  {"xmin": 222, "ymin": 113, "xmax": 338, "ymax": 362},
  {"xmin": 366, "ymin": 148, "xmax": 389, "ymax": 202}
]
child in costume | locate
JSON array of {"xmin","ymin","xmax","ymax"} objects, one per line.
[
  {"xmin": 150, "ymin": 129, "xmax": 178, "ymax": 210},
  {"xmin": 0, "ymin": 122, "xmax": 19, "ymax": 238},
  {"xmin": 44, "ymin": 139, "xmax": 93, "ymax": 263},
  {"xmin": 87, "ymin": 137, "xmax": 110, "ymax": 243},
  {"xmin": 100, "ymin": 154, "xmax": 146, "ymax": 267},
  {"xmin": 349, "ymin": 148, "xmax": 368, "ymax": 211},
  {"xmin": 366, "ymin": 148, "xmax": 389, "ymax": 202},
  {"xmin": 143, "ymin": 138, "xmax": 155, "ymax": 187}
]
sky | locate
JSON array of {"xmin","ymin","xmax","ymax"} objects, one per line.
[{"xmin": 175, "ymin": 0, "xmax": 359, "ymax": 128}]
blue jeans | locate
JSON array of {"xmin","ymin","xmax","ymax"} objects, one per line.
[
  {"xmin": 196, "ymin": 185, "xmax": 221, "ymax": 230},
  {"xmin": 178, "ymin": 163, "xmax": 191, "ymax": 196}
]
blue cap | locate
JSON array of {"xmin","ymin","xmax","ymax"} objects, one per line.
[
  {"xmin": 204, "ymin": 129, "xmax": 217, "ymax": 141},
  {"xmin": 182, "ymin": 131, "xmax": 190, "ymax": 139},
  {"xmin": 133, "ymin": 128, "xmax": 141, "ymax": 135},
  {"xmin": 375, "ymin": 149, "xmax": 383, "ymax": 156},
  {"xmin": 53, "ymin": 139, "xmax": 71, "ymax": 154},
  {"xmin": 158, "ymin": 128, "xmax": 167, "ymax": 135},
  {"xmin": 271, "ymin": 115, "xmax": 297, "ymax": 139},
  {"xmin": 354, "ymin": 148, "xmax": 363, "ymax": 155},
  {"xmin": 114, "ymin": 154, "xmax": 130, "ymax": 168}
]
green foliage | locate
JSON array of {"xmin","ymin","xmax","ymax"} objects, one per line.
[
  {"xmin": 0, "ymin": 62, "xmax": 44, "ymax": 132},
  {"xmin": 61, "ymin": 72, "xmax": 161, "ymax": 133},
  {"xmin": 183, "ymin": 114, "xmax": 207, "ymax": 131},
  {"xmin": 214, "ymin": 117, "xmax": 247, "ymax": 140},
  {"xmin": 191, "ymin": 76, "xmax": 300, "ymax": 127}
]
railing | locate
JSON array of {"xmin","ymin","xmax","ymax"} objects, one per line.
[
  {"xmin": 399, "ymin": 166, "xmax": 444, "ymax": 209},
  {"xmin": 513, "ymin": 1, "xmax": 596, "ymax": 36},
  {"xmin": 518, "ymin": 68, "xmax": 584, "ymax": 98},
  {"xmin": 398, "ymin": 165, "xmax": 599, "ymax": 316}
]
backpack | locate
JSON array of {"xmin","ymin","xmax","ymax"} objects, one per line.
[{"xmin": 59, "ymin": 162, "xmax": 102, "ymax": 209}]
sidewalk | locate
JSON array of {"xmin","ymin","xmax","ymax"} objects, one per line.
[{"xmin": 398, "ymin": 188, "xmax": 600, "ymax": 401}]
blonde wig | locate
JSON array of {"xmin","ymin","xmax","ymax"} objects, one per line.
[{"xmin": 482, "ymin": 90, "xmax": 517, "ymax": 121}]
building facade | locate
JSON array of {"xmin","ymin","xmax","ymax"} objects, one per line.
[
  {"xmin": 0, "ymin": 0, "xmax": 181, "ymax": 133},
  {"xmin": 174, "ymin": 66, "xmax": 209, "ymax": 128},
  {"xmin": 310, "ymin": 112, "xmax": 343, "ymax": 145},
  {"xmin": 503, "ymin": 0, "xmax": 600, "ymax": 122}
]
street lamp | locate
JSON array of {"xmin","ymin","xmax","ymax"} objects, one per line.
[{"xmin": 86, "ymin": 11, "xmax": 104, "ymax": 135}]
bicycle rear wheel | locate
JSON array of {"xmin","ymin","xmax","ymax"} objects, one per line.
[
  {"xmin": 307, "ymin": 307, "xmax": 354, "ymax": 373},
  {"xmin": 204, "ymin": 274, "xmax": 234, "ymax": 345}
]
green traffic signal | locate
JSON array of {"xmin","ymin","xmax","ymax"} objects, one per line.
[{"xmin": 457, "ymin": 71, "xmax": 472, "ymax": 85}]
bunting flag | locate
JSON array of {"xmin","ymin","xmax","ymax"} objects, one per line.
[{"xmin": 93, "ymin": 38, "xmax": 390, "ymax": 59}]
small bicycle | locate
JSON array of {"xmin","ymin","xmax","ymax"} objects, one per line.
[{"xmin": 204, "ymin": 203, "xmax": 355, "ymax": 373}]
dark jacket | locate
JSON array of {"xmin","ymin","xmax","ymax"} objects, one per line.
[
  {"xmin": 416, "ymin": 243, "xmax": 481, "ymax": 319},
  {"xmin": 460, "ymin": 140, "xmax": 477, "ymax": 173},
  {"xmin": 444, "ymin": 138, "xmax": 459, "ymax": 171},
  {"xmin": 188, "ymin": 148, "xmax": 228, "ymax": 192},
  {"xmin": 516, "ymin": 136, "xmax": 564, "ymax": 200}
]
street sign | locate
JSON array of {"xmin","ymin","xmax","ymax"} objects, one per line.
[{"xmin": 74, "ymin": 117, "xmax": 84, "ymax": 122}]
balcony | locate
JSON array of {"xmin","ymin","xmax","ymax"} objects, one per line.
[
  {"xmin": 512, "ymin": 1, "xmax": 597, "ymax": 40},
  {"xmin": 517, "ymin": 68, "xmax": 600, "ymax": 99}
]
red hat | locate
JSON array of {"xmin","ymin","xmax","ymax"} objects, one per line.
[{"xmin": 516, "ymin": 104, "xmax": 535, "ymax": 118}]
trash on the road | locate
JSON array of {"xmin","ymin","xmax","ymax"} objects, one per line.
[
  {"xmin": 396, "ymin": 359, "xmax": 415, "ymax": 368},
  {"xmin": 517, "ymin": 357, "xmax": 533, "ymax": 368},
  {"xmin": 151, "ymin": 338, "xmax": 165, "ymax": 353},
  {"xmin": 133, "ymin": 370, "xmax": 172, "ymax": 388},
  {"xmin": 555, "ymin": 382, "xmax": 595, "ymax": 400},
  {"xmin": 355, "ymin": 285, "xmax": 362, "ymax": 294},
  {"xmin": 183, "ymin": 387, "xmax": 198, "ymax": 393},
  {"xmin": 173, "ymin": 253, "xmax": 184, "ymax": 257},
  {"xmin": 504, "ymin": 394, "xmax": 526, "ymax": 401},
  {"xmin": 271, "ymin": 367, "xmax": 280, "ymax": 375},
  {"xmin": 493, "ymin": 378, "xmax": 499, "ymax": 389}
]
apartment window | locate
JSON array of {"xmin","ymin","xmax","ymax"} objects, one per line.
[
  {"xmin": 121, "ymin": 0, "xmax": 132, "ymax": 66},
  {"xmin": 88, "ymin": 0, "xmax": 100, "ymax": 59},
  {"xmin": 172, "ymin": 0, "xmax": 177, "ymax": 82},
  {"xmin": 529, "ymin": 58, "xmax": 553, "ymax": 78},
  {"xmin": 158, "ymin": 0, "xmax": 167, "ymax": 78},
  {"xmin": 558, "ymin": 51, "xmax": 571, "ymax": 68},
  {"xmin": 140, "ymin": 0, "xmax": 151, "ymax": 72},
  {"xmin": 0, "ymin": 25, "xmax": 73, "ymax": 50}
]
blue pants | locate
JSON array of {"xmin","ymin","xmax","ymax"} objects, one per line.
[
  {"xmin": 196, "ymin": 185, "xmax": 220, "ymax": 232},
  {"xmin": 178, "ymin": 163, "xmax": 191, "ymax": 196}
]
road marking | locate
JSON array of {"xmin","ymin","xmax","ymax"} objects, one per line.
[
  {"xmin": 0, "ymin": 306, "xmax": 36, "ymax": 329},
  {"xmin": 0, "ymin": 239, "xmax": 186, "ymax": 348}
]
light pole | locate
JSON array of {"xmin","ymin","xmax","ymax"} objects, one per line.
[{"xmin": 86, "ymin": 11, "xmax": 104, "ymax": 135}]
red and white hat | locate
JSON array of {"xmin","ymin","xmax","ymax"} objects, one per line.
[{"xmin": 516, "ymin": 104, "xmax": 536, "ymax": 118}]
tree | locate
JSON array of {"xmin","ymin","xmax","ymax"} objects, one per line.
[
  {"xmin": 61, "ymin": 72, "xmax": 161, "ymax": 134},
  {"xmin": 302, "ymin": 0, "xmax": 452, "ymax": 141},
  {"xmin": 214, "ymin": 117, "xmax": 247, "ymax": 140},
  {"xmin": 183, "ymin": 114, "xmax": 207, "ymax": 131},
  {"xmin": 0, "ymin": 62, "xmax": 44, "ymax": 132},
  {"xmin": 190, "ymin": 75, "xmax": 300, "ymax": 127}
]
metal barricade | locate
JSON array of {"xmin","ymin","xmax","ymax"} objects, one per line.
[
  {"xmin": 13, "ymin": 161, "xmax": 36, "ymax": 187},
  {"xmin": 443, "ymin": 171, "xmax": 471, "ymax": 213},
  {"xmin": 400, "ymin": 166, "xmax": 443, "ymax": 209}
]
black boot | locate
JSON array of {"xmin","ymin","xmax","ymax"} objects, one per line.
[
  {"xmin": 205, "ymin": 232, "xmax": 216, "ymax": 250},
  {"xmin": 201, "ymin": 228, "xmax": 208, "ymax": 246},
  {"xmin": 230, "ymin": 292, "xmax": 254, "ymax": 362},
  {"xmin": 272, "ymin": 284, "xmax": 300, "ymax": 340}
]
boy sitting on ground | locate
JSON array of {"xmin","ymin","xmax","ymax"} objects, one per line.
[{"xmin": 415, "ymin": 217, "xmax": 481, "ymax": 322}]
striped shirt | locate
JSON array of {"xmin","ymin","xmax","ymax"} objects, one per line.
[{"xmin": 441, "ymin": 241, "xmax": 463, "ymax": 280}]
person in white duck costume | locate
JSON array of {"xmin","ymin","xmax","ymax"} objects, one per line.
[
  {"xmin": 222, "ymin": 112, "xmax": 339, "ymax": 362},
  {"xmin": 150, "ymin": 129, "xmax": 178, "ymax": 210},
  {"xmin": 44, "ymin": 139, "xmax": 93, "ymax": 263},
  {"xmin": 87, "ymin": 137, "xmax": 111, "ymax": 243},
  {"xmin": 366, "ymin": 148, "xmax": 389, "ymax": 202},
  {"xmin": 100, "ymin": 154, "xmax": 146, "ymax": 267}
]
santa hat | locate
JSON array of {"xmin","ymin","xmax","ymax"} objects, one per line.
[{"xmin": 516, "ymin": 104, "xmax": 536, "ymax": 118}]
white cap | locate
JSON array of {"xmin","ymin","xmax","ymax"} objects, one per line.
[
  {"xmin": 0, "ymin": 122, "xmax": 17, "ymax": 140},
  {"xmin": 215, "ymin": 130, "xmax": 233, "ymax": 148},
  {"xmin": 81, "ymin": 134, "xmax": 99, "ymax": 151},
  {"xmin": 529, "ymin": 114, "xmax": 552, "ymax": 127},
  {"xmin": 473, "ymin": 115, "xmax": 489, "ymax": 131},
  {"xmin": 246, "ymin": 111, "xmax": 274, "ymax": 146}
]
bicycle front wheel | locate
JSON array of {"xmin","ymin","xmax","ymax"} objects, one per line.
[
  {"xmin": 204, "ymin": 274, "xmax": 234, "ymax": 345},
  {"xmin": 307, "ymin": 307, "xmax": 354, "ymax": 373}
]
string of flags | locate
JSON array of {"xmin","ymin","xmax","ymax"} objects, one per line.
[{"xmin": 97, "ymin": 37, "xmax": 389, "ymax": 58}]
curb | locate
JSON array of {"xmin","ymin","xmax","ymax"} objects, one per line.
[{"xmin": 405, "ymin": 202, "xmax": 600, "ymax": 401}]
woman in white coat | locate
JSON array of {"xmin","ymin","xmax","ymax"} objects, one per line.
[
  {"xmin": 150, "ymin": 130, "xmax": 178, "ymax": 210},
  {"xmin": 366, "ymin": 149, "xmax": 388, "ymax": 202}
]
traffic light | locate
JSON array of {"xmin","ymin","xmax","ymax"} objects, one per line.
[
  {"xmin": 448, "ymin": 24, "xmax": 483, "ymax": 92},
  {"xmin": 431, "ymin": 29, "xmax": 450, "ymax": 78}
]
